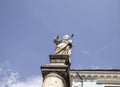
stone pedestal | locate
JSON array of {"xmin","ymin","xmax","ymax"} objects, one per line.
[
  {"xmin": 49, "ymin": 55, "xmax": 70, "ymax": 66},
  {"xmin": 41, "ymin": 55, "xmax": 70, "ymax": 87}
]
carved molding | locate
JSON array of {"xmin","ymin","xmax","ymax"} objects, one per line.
[{"xmin": 70, "ymin": 70, "xmax": 120, "ymax": 84}]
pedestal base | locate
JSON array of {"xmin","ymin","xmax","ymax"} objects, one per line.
[
  {"xmin": 49, "ymin": 55, "xmax": 71, "ymax": 66},
  {"xmin": 41, "ymin": 54, "xmax": 70, "ymax": 87}
]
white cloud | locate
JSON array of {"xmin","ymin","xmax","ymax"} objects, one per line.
[
  {"xmin": 0, "ymin": 62, "xmax": 43, "ymax": 87},
  {"xmin": 7, "ymin": 75, "xmax": 43, "ymax": 87}
]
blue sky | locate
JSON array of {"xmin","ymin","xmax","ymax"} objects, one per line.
[{"xmin": 0, "ymin": 0, "xmax": 120, "ymax": 87}]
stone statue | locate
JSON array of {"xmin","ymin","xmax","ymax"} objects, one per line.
[{"xmin": 54, "ymin": 34, "xmax": 73, "ymax": 56}]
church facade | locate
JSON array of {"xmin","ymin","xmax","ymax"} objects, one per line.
[
  {"xmin": 40, "ymin": 55, "xmax": 120, "ymax": 87},
  {"xmin": 70, "ymin": 69, "xmax": 120, "ymax": 87}
]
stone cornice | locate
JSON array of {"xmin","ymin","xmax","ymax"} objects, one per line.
[{"xmin": 70, "ymin": 69, "xmax": 120, "ymax": 84}]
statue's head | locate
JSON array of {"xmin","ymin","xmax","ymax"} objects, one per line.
[{"xmin": 63, "ymin": 35, "xmax": 69, "ymax": 40}]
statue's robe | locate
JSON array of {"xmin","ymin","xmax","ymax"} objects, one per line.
[{"xmin": 54, "ymin": 39, "xmax": 72, "ymax": 56}]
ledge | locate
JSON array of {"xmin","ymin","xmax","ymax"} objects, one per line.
[{"xmin": 49, "ymin": 55, "xmax": 70, "ymax": 65}]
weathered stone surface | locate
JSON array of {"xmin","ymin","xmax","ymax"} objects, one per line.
[
  {"xmin": 41, "ymin": 64, "xmax": 68, "ymax": 77},
  {"xmin": 49, "ymin": 55, "xmax": 70, "ymax": 65},
  {"xmin": 70, "ymin": 69, "xmax": 120, "ymax": 85},
  {"xmin": 41, "ymin": 55, "xmax": 70, "ymax": 87},
  {"xmin": 42, "ymin": 73, "xmax": 66, "ymax": 87}
]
